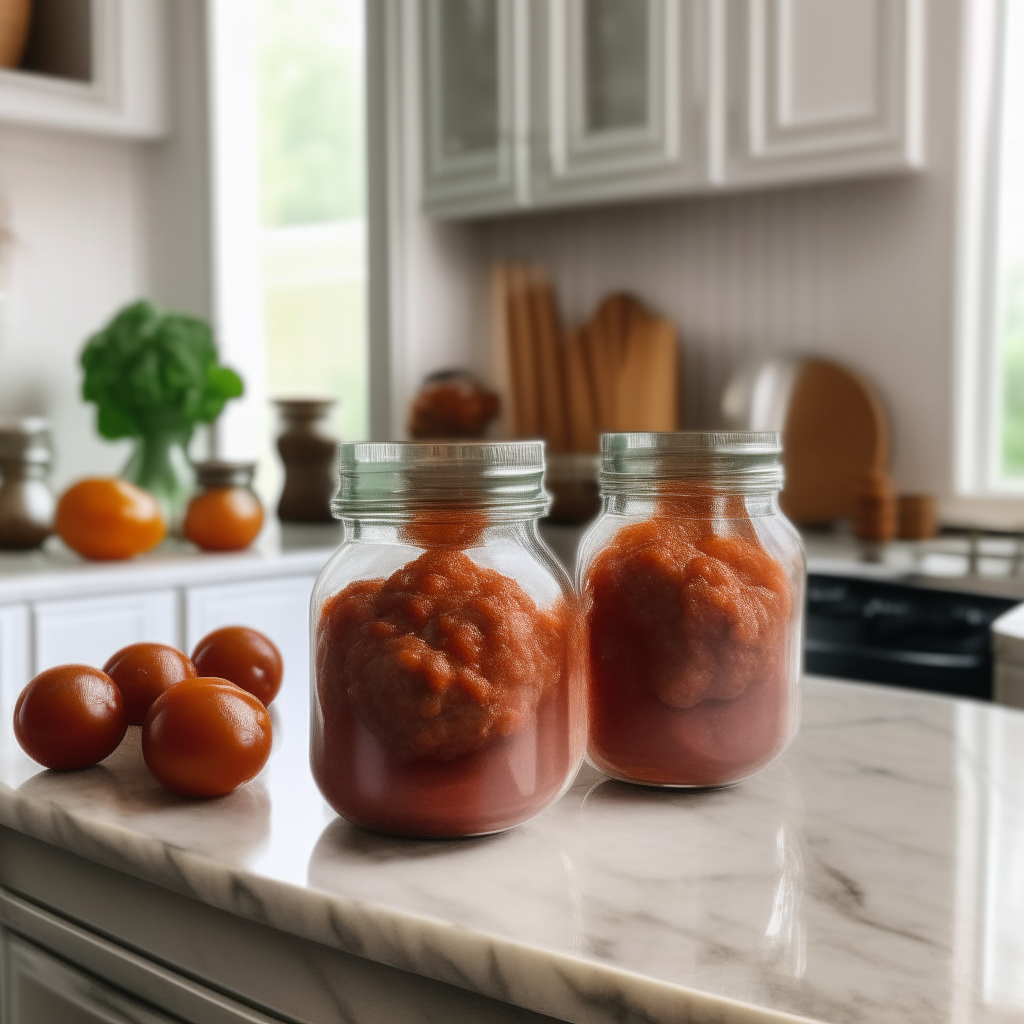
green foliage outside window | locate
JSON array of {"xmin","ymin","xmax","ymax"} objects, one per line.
[
  {"xmin": 258, "ymin": 0, "xmax": 364, "ymax": 226},
  {"xmin": 257, "ymin": 0, "xmax": 367, "ymax": 443},
  {"xmin": 1002, "ymin": 263, "xmax": 1024, "ymax": 475}
]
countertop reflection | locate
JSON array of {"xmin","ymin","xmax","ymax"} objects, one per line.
[{"xmin": 0, "ymin": 673, "xmax": 1021, "ymax": 1024}]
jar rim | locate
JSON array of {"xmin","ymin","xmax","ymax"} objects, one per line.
[
  {"xmin": 601, "ymin": 431, "xmax": 781, "ymax": 456},
  {"xmin": 333, "ymin": 440, "xmax": 551, "ymax": 518},
  {"xmin": 599, "ymin": 430, "xmax": 784, "ymax": 494},
  {"xmin": 193, "ymin": 459, "xmax": 256, "ymax": 490}
]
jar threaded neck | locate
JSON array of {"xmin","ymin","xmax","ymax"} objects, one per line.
[
  {"xmin": 599, "ymin": 431, "xmax": 784, "ymax": 495},
  {"xmin": 332, "ymin": 441, "xmax": 551, "ymax": 519}
]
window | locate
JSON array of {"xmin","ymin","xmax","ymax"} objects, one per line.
[
  {"xmin": 995, "ymin": 0, "xmax": 1024, "ymax": 481},
  {"xmin": 257, "ymin": 0, "xmax": 367, "ymax": 444}
]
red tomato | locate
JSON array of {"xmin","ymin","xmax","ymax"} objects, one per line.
[
  {"xmin": 103, "ymin": 643, "xmax": 198, "ymax": 725},
  {"xmin": 142, "ymin": 678, "xmax": 272, "ymax": 798},
  {"xmin": 191, "ymin": 627, "xmax": 283, "ymax": 706},
  {"xmin": 183, "ymin": 488, "xmax": 264, "ymax": 552},
  {"xmin": 14, "ymin": 665, "xmax": 127, "ymax": 770},
  {"xmin": 55, "ymin": 478, "xmax": 165, "ymax": 561}
]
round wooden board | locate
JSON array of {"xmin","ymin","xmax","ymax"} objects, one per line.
[{"xmin": 780, "ymin": 359, "xmax": 888, "ymax": 525}]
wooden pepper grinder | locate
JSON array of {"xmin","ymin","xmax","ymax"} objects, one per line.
[
  {"xmin": 274, "ymin": 399, "xmax": 340, "ymax": 523},
  {"xmin": 852, "ymin": 467, "xmax": 897, "ymax": 543}
]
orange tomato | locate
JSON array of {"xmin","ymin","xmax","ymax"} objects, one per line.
[
  {"xmin": 142, "ymin": 678, "xmax": 272, "ymax": 797},
  {"xmin": 191, "ymin": 626, "xmax": 283, "ymax": 706},
  {"xmin": 15, "ymin": 665, "xmax": 127, "ymax": 770},
  {"xmin": 103, "ymin": 642, "xmax": 198, "ymax": 725},
  {"xmin": 56, "ymin": 478, "xmax": 165, "ymax": 560},
  {"xmin": 183, "ymin": 487, "xmax": 264, "ymax": 552}
]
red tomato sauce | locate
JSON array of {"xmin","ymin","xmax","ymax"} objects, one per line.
[
  {"xmin": 312, "ymin": 517, "xmax": 583, "ymax": 836},
  {"xmin": 585, "ymin": 497, "xmax": 794, "ymax": 786}
]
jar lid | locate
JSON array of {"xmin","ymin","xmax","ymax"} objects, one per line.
[
  {"xmin": 333, "ymin": 441, "xmax": 551, "ymax": 519},
  {"xmin": 600, "ymin": 431, "xmax": 784, "ymax": 493},
  {"xmin": 193, "ymin": 460, "xmax": 256, "ymax": 489},
  {"xmin": 274, "ymin": 397, "xmax": 336, "ymax": 419},
  {"xmin": 0, "ymin": 417, "xmax": 51, "ymax": 465}
]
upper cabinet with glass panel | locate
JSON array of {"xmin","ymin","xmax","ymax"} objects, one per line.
[
  {"xmin": 418, "ymin": 0, "xmax": 925, "ymax": 218},
  {"xmin": 421, "ymin": 0, "xmax": 524, "ymax": 216},
  {"xmin": 529, "ymin": 0, "xmax": 707, "ymax": 208}
]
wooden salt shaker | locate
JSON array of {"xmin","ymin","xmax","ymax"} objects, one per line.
[
  {"xmin": 852, "ymin": 468, "xmax": 897, "ymax": 543},
  {"xmin": 897, "ymin": 494, "xmax": 938, "ymax": 540}
]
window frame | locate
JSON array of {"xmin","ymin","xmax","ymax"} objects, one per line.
[{"xmin": 955, "ymin": 0, "xmax": 1024, "ymax": 496}]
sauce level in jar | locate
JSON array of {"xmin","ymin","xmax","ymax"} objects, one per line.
[
  {"xmin": 312, "ymin": 514, "xmax": 583, "ymax": 836},
  {"xmin": 585, "ymin": 495, "xmax": 794, "ymax": 787}
]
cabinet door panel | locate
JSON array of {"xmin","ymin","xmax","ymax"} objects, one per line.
[
  {"xmin": 33, "ymin": 592, "xmax": 179, "ymax": 674},
  {"xmin": 721, "ymin": 0, "xmax": 923, "ymax": 185},
  {"xmin": 185, "ymin": 577, "xmax": 317, "ymax": 690},
  {"xmin": 530, "ymin": 0, "xmax": 708, "ymax": 207},
  {"xmin": 420, "ymin": 0, "xmax": 525, "ymax": 216},
  {"xmin": 0, "ymin": 605, "xmax": 30, "ymax": 730}
]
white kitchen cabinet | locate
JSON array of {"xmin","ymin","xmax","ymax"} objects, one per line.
[
  {"xmin": 416, "ymin": 0, "xmax": 924, "ymax": 217},
  {"xmin": 33, "ymin": 590, "xmax": 179, "ymax": 675},
  {"xmin": 719, "ymin": 0, "xmax": 923, "ymax": 186},
  {"xmin": 0, "ymin": 606, "xmax": 29, "ymax": 734},
  {"xmin": 0, "ymin": 0, "xmax": 167, "ymax": 139},
  {"xmin": 529, "ymin": 0, "xmax": 708, "ymax": 207},
  {"xmin": 420, "ymin": 0, "xmax": 526, "ymax": 217},
  {"xmin": 185, "ymin": 576, "xmax": 318, "ymax": 687}
]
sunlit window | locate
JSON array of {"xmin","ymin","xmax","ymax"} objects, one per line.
[
  {"xmin": 996, "ymin": 1, "xmax": 1024, "ymax": 478},
  {"xmin": 257, "ymin": 0, "xmax": 367, "ymax": 443}
]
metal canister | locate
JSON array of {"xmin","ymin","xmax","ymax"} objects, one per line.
[{"xmin": 0, "ymin": 417, "xmax": 55, "ymax": 549}]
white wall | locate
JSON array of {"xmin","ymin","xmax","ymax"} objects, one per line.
[
  {"xmin": 370, "ymin": 0, "xmax": 487, "ymax": 442},
  {"xmin": 467, "ymin": 0, "xmax": 963, "ymax": 496},
  {"xmin": 0, "ymin": 0, "xmax": 214, "ymax": 493},
  {"xmin": 0, "ymin": 124, "xmax": 147, "ymax": 488}
]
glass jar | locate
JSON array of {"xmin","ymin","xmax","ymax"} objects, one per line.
[
  {"xmin": 577, "ymin": 432, "xmax": 805, "ymax": 788},
  {"xmin": 182, "ymin": 461, "xmax": 264, "ymax": 552},
  {"xmin": 310, "ymin": 441, "xmax": 586, "ymax": 837}
]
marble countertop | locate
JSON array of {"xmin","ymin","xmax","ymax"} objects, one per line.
[{"xmin": 0, "ymin": 671, "xmax": 1022, "ymax": 1024}]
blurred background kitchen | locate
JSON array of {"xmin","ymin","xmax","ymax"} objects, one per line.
[{"xmin": 5, "ymin": 0, "xmax": 1024, "ymax": 702}]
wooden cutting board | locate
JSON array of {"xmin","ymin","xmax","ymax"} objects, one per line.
[{"xmin": 780, "ymin": 359, "xmax": 889, "ymax": 525}]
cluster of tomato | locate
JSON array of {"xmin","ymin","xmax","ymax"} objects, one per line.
[
  {"xmin": 13, "ymin": 626, "xmax": 282, "ymax": 799},
  {"xmin": 56, "ymin": 477, "xmax": 264, "ymax": 561}
]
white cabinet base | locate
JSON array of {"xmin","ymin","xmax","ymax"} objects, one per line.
[{"xmin": 32, "ymin": 591, "xmax": 179, "ymax": 675}]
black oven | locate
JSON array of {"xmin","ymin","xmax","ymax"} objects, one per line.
[{"xmin": 805, "ymin": 574, "xmax": 1019, "ymax": 700}]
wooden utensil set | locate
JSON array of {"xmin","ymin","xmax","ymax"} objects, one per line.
[{"xmin": 492, "ymin": 265, "xmax": 680, "ymax": 452}]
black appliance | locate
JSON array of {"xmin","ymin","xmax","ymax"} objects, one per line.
[{"xmin": 805, "ymin": 573, "xmax": 1019, "ymax": 700}]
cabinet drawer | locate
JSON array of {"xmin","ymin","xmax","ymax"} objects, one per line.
[
  {"xmin": 0, "ymin": 888, "xmax": 283, "ymax": 1023},
  {"xmin": 185, "ymin": 577, "xmax": 317, "ymax": 689},
  {"xmin": 6, "ymin": 934, "xmax": 177, "ymax": 1024},
  {"xmin": 33, "ymin": 591, "xmax": 180, "ymax": 674}
]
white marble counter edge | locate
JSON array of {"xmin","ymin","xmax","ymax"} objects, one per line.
[
  {"xmin": 0, "ymin": 783, "xmax": 819, "ymax": 1024},
  {"xmin": 0, "ymin": 546, "xmax": 337, "ymax": 604}
]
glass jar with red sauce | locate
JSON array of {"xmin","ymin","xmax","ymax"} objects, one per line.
[
  {"xmin": 578, "ymin": 432, "xmax": 805, "ymax": 788},
  {"xmin": 310, "ymin": 441, "xmax": 586, "ymax": 837}
]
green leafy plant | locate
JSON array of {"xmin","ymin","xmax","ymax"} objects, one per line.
[{"xmin": 81, "ymin": 299, "xmax": 243, "ymax": 440}]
